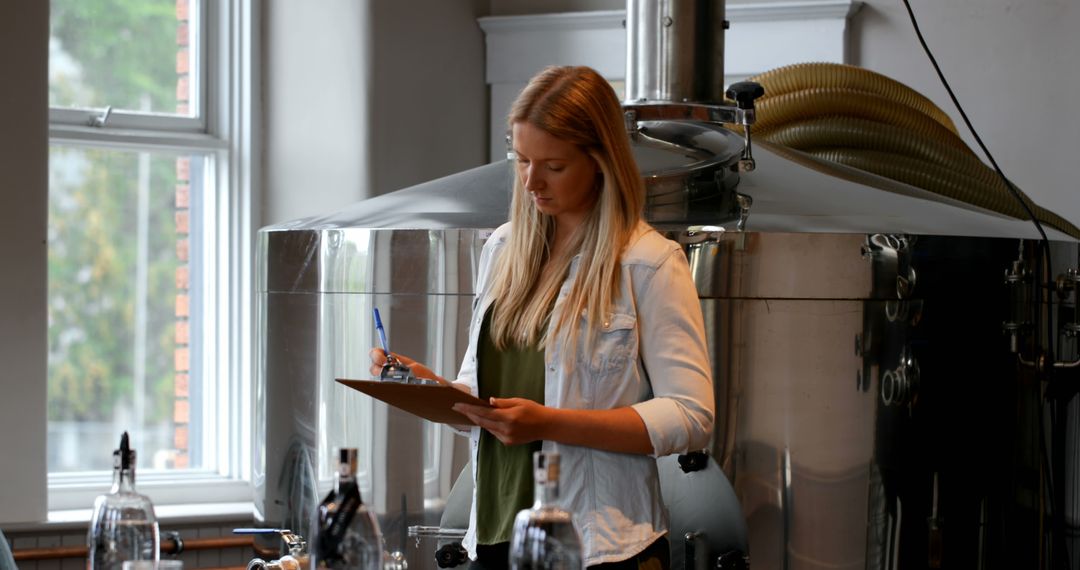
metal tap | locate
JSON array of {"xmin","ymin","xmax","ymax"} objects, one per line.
[{"xmin": 234, "ymin": 528, "xmax": 308, "ymax": 570}]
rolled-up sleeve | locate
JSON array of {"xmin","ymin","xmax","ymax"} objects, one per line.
[{"xmin": 630, "ymin": 247, "xmax": 714, "ymax": 456}]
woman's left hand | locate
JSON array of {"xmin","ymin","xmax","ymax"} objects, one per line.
[{"xmin": 452, "ymin": 398, "xmax": 551, "ymax": 445}]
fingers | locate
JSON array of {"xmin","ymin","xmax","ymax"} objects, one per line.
[
  {"xmin": 452, "ymin": 399, "xmax": 543, "ymax": 445},
  {"xmin": 368, "ymin": 348, "xmax": 386, "ymax": 376},
  {"xmin": 461, "ymin": 412, "xmax": 514, "ymax": 445},
  {"xmin": 368, "ymin": 347, "xmax": 416, "ymax": 372}
]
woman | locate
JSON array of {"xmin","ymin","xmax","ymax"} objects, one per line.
[{"xmin": 370, "ymin": 65, "xmax": 713, "ymax": 569}]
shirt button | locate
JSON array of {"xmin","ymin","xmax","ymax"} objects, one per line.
[{"xmin": 548, "ymin": 366, "xmax": 555, "ymax": 372}]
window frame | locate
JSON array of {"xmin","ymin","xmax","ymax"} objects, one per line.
[{"xmin": 44, "ymin": 0, "xmax": 257, "ymax": 514}]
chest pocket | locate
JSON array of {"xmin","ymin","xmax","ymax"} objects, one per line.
[{"xmin": 580, "ymin": 312, "xmax": 638, "ymax": 378}]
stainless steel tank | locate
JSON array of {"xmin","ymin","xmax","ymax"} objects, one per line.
[{"xmin": 255, "ymin": 140, "xmax": 1079, "ymax": 569}]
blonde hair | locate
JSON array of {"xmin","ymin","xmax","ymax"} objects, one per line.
[{"xmin": 487, "ymin": 66, "xmax": 645, "ymax": 359}]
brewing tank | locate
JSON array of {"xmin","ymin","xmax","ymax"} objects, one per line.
[{"xmin": 255, "ymin": 132, "xmax": 1079, "ymax": 568}]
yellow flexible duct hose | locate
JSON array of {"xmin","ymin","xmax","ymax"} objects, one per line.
[
  {"xmin": 752, "ymin": 88, "xmax": 973, "ymax": 155},
  {"xmin": 739, "ymin": 62, "xmax": 1080, "ymax": 239},
  {"xmin": 759, "ymin": 117, "xmax": 998, "ymax": 190},
  {"xmin": 748, "ymin": 62, "xmax": 958, "ymax": 135},
  {"xmin": 809, "ymin": 148, "xmax": 1078, "ymax": 238}
]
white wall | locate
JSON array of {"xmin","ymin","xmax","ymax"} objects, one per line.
[
  {"xmin": 0, "ymin": 0, "xmax": 48, "ymax": 524},
  {"xmin": 262, "ymin": 1, "xmax": 373, "ymax": 225},
  {"xmin": 368, "ymin": 1, "xmax": 489, "ymax": 197},
  {"xmin": 262, "ymin": 0, "xmax": 488, "ymax": 227}
]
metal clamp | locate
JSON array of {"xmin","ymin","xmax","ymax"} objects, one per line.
[
  {"xmin": 863, "ymin": 234, "xmax": 916, "ymax": 300},
  {"xmin": 622, "ymin": 80, "xmax": 765, "ymax": 174}
]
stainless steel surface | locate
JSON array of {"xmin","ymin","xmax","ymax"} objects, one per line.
[
  {"xmin": 257, "ymin": 188, "xmax": 1079, "ymax": 570},
  {"xmin": 658, "ymin": 453, "xmax": 747, "ymax": 570},
  {"xmin": 685, "ymin": 230, "xmax": 1080, "ymax": 569},
  {"xmin": 626, "ymin": 0, "xmax": 726, "ymax": 104},
  {"xmin": 632, "ymin": 120, "xmax": 744, "ymax": 224}
]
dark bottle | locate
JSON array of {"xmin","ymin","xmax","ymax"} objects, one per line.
[
  {"xmin": 87, "ymin": 432, "xmax": 160, "ymax": 570},
  {"xmin": 311, "ymin": 448, "xmax": 383, "ymax": 570}
]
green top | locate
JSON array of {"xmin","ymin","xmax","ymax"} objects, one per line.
[{"xmin": 474, "ymin": 309, "xmax": 547, "ymax": 545}]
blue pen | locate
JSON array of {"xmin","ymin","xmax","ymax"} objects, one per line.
[
  {"xmin": 373, "ymin": 308, "xmax": 415, "ymax": 382},
  {"xmin": 373, "ymin": 308, "xmax": 390, "ymax": 356}
]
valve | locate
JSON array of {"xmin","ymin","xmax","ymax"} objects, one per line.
[
  {"xmin": 725, "ymin": 81, "xmax": 765, "ymax": 173},
  {"xmin": 1055, "ymin": 268, "xmax": 1080, "ymax": 336},
  {"xmin": 435, "ymin": 544, "xmax": 468, "ymax": 568},
  {"xmin": 1003, "ymin": 258, "xmax": 1032, "ymax": 353}
]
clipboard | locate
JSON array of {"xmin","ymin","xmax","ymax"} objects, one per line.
[{"xmin": 336, "ymin": 378, "xmax": 490, "ymax": 425}]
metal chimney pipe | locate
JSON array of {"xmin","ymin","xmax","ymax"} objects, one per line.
[{"xmin": 625, "ymin": 0, "xmax": 726, "ymax": 104}]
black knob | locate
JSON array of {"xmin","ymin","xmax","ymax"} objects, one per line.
[
  {"xmin": 677, "ymin": 451, "xmax": 709, "ymax": 473},
  {"xmin": 725, "ymin": 82, "xmax": 765, "ymax": 110},
  {"xmin": 435, "ymin": 543, "xmax": 468, "ymax": 568}
]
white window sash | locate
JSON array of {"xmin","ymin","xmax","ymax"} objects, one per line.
[{"xmin": 44, "ymin": 0, "xmax": 257, "ymax": 515}]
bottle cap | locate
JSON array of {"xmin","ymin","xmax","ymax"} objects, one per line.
[
  {"xmin": 114, "ymin": 431, "xmax": 136, "ymax": 470},
  {"xmin": 338, "ymin": 448, "xmax": 358, "ymax": 476},
  {"xmin": 533, "ymin": 451, "xmax": 559, "ymax": 484}
]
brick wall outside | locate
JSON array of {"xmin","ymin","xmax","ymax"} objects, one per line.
[{"xmin": 173, "ymin": 0, "xmax": 191, "ymax": 469}]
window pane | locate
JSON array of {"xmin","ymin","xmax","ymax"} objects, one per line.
[
  {"xmin": 48, "ymin": 145, "xmax": 206, "ymax": 473},
  {"xmin": 49, "ymin": 0, "xmax": 197, "ymax": 115}
]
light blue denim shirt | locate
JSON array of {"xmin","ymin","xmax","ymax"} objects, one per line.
[{"xmin": 455, "ymin": 221, "xmax": 715, "ymax": 566}]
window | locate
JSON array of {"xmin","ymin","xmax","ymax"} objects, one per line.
[{"xmin": 47, "ymin": 0, "xmax": 255, "ymax": 510}]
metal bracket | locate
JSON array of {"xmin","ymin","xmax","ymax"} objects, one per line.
[{"xmin": 89, "ymin": 106, "xmax": 113, "ymax": 128}]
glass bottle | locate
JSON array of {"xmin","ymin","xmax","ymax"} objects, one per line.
[
  {"xmin": 87, "ymin": 432, "xmax": 160, "ymax": 570},
  {"xmin": 311, "ymin": 448, "xmax": 384, "ymax": 570},
  {"xmin": 509, "ymin": 452, "xmax": 584, "ymax": 570}
]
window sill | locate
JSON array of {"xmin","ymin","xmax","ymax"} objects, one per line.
[{"xmin": 3, "ymin": 502, "xmax": 255, "ymax": 533}]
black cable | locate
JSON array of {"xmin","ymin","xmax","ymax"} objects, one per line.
[
  {"xmin": 899, "ymin": 1, "xmax": 1069, "ymax": 568},
  {"xmin": 898, "ymin": 0, "xmax": 1050, "ymax": 246},
  {"xmin": 898, "ymin": 0, "xmax": 1056, "ymax": 371}
]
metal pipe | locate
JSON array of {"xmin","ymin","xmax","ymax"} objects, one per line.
[
  {"xmin": 625, "ymin": 0, "xmax": 726, "ymax": 104},
  {"xmin": 13, "ymin": 535, "xmax": 255, "ymax": 561}
]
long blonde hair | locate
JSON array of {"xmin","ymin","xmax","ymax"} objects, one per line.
[{"xmin": 487, "ymin": 66, "xmax": 645, "ymax": 358}]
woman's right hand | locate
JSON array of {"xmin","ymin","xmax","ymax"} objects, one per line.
[{"xmin": 368, "ymin": 348, "xmax": 462, "ymax": 389}]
